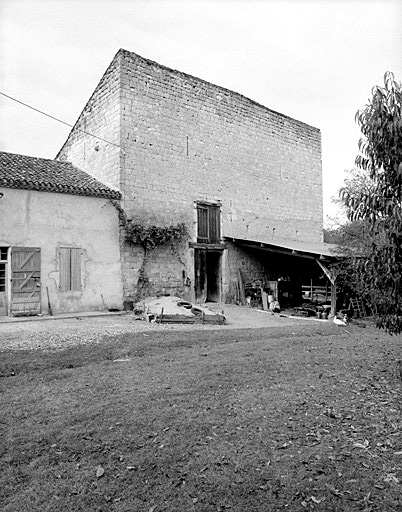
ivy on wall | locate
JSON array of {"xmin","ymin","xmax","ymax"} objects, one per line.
[
  {"xmin": 125, "ymin": 222, "xmax": 188, "ymax": 250},
  {"xmin": 112, "ymin": 201, "xmax": 187, "ymax": 248},
  {"xmin": 111, "ymin": 201, "xmax": 188, "ymax": 298}
]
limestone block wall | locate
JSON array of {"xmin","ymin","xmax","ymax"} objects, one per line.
[
  {"xmin": 55, "ymin": 49, "xmax": 324, "ymax": 301},
  {"xmin": 56, "ymin": 54, "xmax": 123, "ymax": 192},
  {"xmin": 224, "ymin": 242, "xmax": 268, "ymax": 303},
  {"xmin": 119, "ymin": 50, "xmax": 323, "ymax": 244},
  {"xmin": 121, "ymin": 237, "xmax": 192, "ymax": 301}
]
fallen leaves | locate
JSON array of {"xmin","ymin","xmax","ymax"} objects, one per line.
[
  {"xmin": 325, "ymin": 483, "xmax": 344, "ymax": 497},
  {"xmin": 310, "ymin": 495, "xmax": 325, "ymax": 504},
  {"xmin": 301, "ymin": 496, "xmax": 326, "ymax": 508},
  {"xmin": 4, "ymin": 320, "xmax": 402, "ymax": 512},
  {"xmin": 354, "ymin": 440, "xmax": 370, "ymax": 450},
  {"xmin": 384, "ymin": 473, "xmax": 400, "ymax": 485}
]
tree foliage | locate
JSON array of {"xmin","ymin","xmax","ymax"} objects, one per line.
[
  {"xmin": 340, "ymin": 72, "xmax": 402, "ymax": 334},
  {"xmin": 324, "ymin": 219, "xmax": 369, "ymax": 305},
  {"xmin": 336, "ymin": 168, "xmax": 376, "ymax": 219}
]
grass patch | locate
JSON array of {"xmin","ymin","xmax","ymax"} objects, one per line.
[{"xmin": 1, "ymin": 324, "xmax": 402, "ymax": 511}]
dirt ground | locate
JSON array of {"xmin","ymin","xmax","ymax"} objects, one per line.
[{"xmin": 0, "ymin": 304, "xmax": 319, "ymax": 351}]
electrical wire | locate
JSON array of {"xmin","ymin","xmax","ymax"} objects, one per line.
[{"xmin": 0, "ymin": 91, "xmax": 121, "ymax": 149}]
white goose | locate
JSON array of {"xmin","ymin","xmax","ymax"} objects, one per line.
[{"xmin": 333, "ymin": 314, "xmax": 348, "ymax": 326}]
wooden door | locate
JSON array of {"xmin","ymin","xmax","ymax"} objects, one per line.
[
  {"xmin": 11, "ymin": 247, "xmax": 41, "ymax": 316},
  {"xmin": 0, "ymin": 263, "xmax": 6, "ymax": 316},
  {"xmin": 0, "ymin": 247, "xmax": 7, "ymax": 315}
]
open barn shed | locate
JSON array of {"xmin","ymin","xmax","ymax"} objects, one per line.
[{"xmin": 225, "ymin": 237, "xmax": 338, "ymax": 316}]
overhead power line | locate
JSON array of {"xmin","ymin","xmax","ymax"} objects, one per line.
[{"xmin": 0, "ymin": 91, "xmax": 121, "ymax": 149}]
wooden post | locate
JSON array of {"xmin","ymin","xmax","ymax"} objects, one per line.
[
  {"xmin": 315, "ymin": 258, "xmax": 336, "ymax": 316},
  {"xmin": 261, "ymin": 289, "xmax": 269, "ymax": 311},
  {"xmin": 331, "ymin": 282, "xmax": 337, "ymax": 317},
  {"xmin": 237, "ymin": 269, "xmax": 246, "ymax": 306}
]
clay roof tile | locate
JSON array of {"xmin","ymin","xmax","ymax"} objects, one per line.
[{"xmin": 0, "ymin": 151, "xmax": 121, "ymax": 200}]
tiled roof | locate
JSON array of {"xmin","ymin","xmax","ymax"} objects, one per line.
[{"xmin": 0, "ymin": 151, "xmax": 121, "ymax": 200}]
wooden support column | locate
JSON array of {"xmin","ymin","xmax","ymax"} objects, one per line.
[
  {"xmin": 315, "ymin": 258, "xmax": 337, "ymax": 317},
  {"xmin": 330, "ymin": 281, "xmax": 337, "ymax": 317}
]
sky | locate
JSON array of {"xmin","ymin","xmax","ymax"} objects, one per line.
[{"xmin": 0, "ymin": 0, "xmax": 401, "ymax": 225}]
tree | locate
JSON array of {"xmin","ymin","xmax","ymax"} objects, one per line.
[
  {"xmin": 324, "ymin": 215, "xmax": 372, "ymax": 310},
  {"xmin": 328, "ymin": 168, "xmax": 383, "ymax": 301},
  {"xmin": 340, "ymin": 72, "xmax": 402, "ymax": 334}
]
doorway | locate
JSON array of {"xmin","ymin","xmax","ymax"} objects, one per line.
[
  {"xmin": 0, "ymin": 247, "xmax": 8, "ymax": 316},
  {"xmin": 11, "ymin": 247, "xmax": 41, "ymax": 316},
  {"xmin": 194, "ymin": 249, "xmax": 222, "ymax": 302}
]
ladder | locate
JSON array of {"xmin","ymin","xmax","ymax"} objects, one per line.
[{"xmin": 350, "ymin": 298, "xmax": 365, "ymax": 318}]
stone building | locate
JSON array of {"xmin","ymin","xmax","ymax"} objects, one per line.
[
  {"xmin": 57, "ymin": 49, "xmax": 334, "ymax": 306},
  {"xmin": 0, "ymin": 152, "xmax": 123, "ymax": 316}
]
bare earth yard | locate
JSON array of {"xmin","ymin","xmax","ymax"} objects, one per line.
[{"xmin": 1, "ymin": 311, "xmax": 402, "ymax": 511}]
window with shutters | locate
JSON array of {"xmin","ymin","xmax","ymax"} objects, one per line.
[
  {"xmin": 196, "ymin": 203, "xmax": 221, "ymax": 243},
  {"xmin": 59, "ymin": 248, "xmax": 81, "ymax": 291}
]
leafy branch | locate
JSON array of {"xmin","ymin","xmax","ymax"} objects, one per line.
[{"xmin": 111, "ymin": 201, "xmax": 188, "ymax": 250}]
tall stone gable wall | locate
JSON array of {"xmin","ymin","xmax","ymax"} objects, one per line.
[
  {"xmin": 56, "ymin": 53, "xmax": 122, "ymax": 191},
  {"xmin": 56, "ymin": 49, "xmax": 324, "ymax": 301},
  {"xmin": 119, "ymin": 50, "xmax": 323, "ymax": 243}
]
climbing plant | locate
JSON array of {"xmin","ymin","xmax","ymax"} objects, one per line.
[
  {"xmin": 125, "ymin": 222, "xmax": 188, "ymax": 250},
  {"xmin": 111, "ymin": 201, "xmax": 188, "ymax": 249},
  {"xmin": 126, "ymin": 222, "xmax": 188, "ymax": 298},
  {"xmin": 111, "ymin": 201, "xmax": 188, "ymax": 298}
]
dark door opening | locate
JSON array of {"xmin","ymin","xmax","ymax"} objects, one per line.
[
  {"xmin": 206, "ymin": 251, "xmax": 221, "ymax": 302},
  {"xmin": 194, "ymin": 249, "xmax": 222, "ymax": 302}
]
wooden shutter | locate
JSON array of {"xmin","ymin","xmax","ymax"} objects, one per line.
[
  {"xmin": 208, "ymin": 205, "xmax": 221, "ymax": 243},
  {"xmin": 197, "ymin": 204, "xmax": 221, "ymax": 243},
  {"xmin": 70, "ymin": 248, "xmax": 81, "ymax": 291},
  {"xmin": 197, "ymin": 205, "xmax": 209, "ymax": 242},
  {"xmin": 59, "ymin": 248, "xmax": 70, "ymax": 291},
  {"xmin": 60, "ymin": 248, "xmax": 81, "ymax": 291}
]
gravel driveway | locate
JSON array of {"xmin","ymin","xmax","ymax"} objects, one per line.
[{"xmin": 0, "ymin": 304, "xmax": 316, "ymax": 351}]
